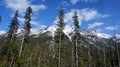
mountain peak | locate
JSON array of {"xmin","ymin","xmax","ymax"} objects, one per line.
[{"xmin": 0, "ymin": 25, "xmax": 120, "ymax": 41}]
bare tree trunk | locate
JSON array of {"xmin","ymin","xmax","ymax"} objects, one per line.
[
  {"xmin": 19, "ymin": 30, "xmax": 25, "ymax": 57},
  {"xmin": 88, "ymin": 43, "xmax": 91, "ymax": 67},
  {"xmin": 116, "ymin": 43, "xmax": 120, "ymax": 67},
  {"xmin": 71, "ymin": 43, "xmax": 74, "ymax": 67},
  {"xmin": 111, "ymin": 48, "xmax": 115, "ymax": 67},
  {"xmin": 58, "ymin": 29, "xmax": 61, "ymax": 67},
  {"xmin": 114, "ymin": 23, "xmax": 120, "ymax": 67},
  {"xmin": 9, "ymin": 56, "xmax": 14, "ymax": 67},
  {"xmin": 75, "ymin": 36, "xmax": 78, "ymax": 67},
  {"xmin": 37, "ymin": 56, "xmax": 40, "ymax": 67},
  {"xmin": 103, "ymin": 47, "xmax": 106, "ymax": 67},
  {"xmin": 58, "ymin": 28, "xmax": 62, "ymax": 67},
  {"xmin": 115, "ymin": 35, "xmax": 120, "ymax": 67},
  {"xmin": 43, "ymin": 44, "xmax": 46, "ymax": 67}
]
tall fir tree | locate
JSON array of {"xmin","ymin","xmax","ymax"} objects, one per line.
[
  {"xmin": 19, "ymin": 7, "xmax": 32, "ymax": 57},
  {"xmin": 113, "ymin": 22, "xmax": 120, "ymax": 67},
  {"xmin": 2, "ymin": 10, "xmax": 19, "ymax": 67},
  {"xmin": 72, "ymin": 11, "xmax": 79, "ymax": 67},
  {"xmin": 7, "ymin": 10, "xmax": 19, "ymax": 43},
  {"xmin": 54, "ymin": 7, "xmax": 65, "ymax": 67},
  {"xmin": 24, "ymin": 7, "xmax": 32, "ymax": 42}
]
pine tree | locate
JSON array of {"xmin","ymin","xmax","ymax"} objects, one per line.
[
  {"xmin": 113, "ymin": 22, "xmax": 120, "ymax": 67},
  {"xmin": 19, "ymin": 7, "xmax": 32, "ymax": 57},
  {"xmin": 0, "ymin": 11, "xmax": 19, "ymax": 67},
  {"xmin": 72, "ymin": 11, "xmax": 79, "ymax": 67},
  {"xmin": 24, "ymin": 7, "xmax": 32, "ymax": 42},
  {"xmin": 7, "ymin": 10, "xmax": 19, "ymax": 43},
  {"xmin": 54, "ymin": 7, "xmax": 65, "ymax": 67}
]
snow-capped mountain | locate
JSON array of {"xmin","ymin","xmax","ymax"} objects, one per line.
[
  {"xmin": 44, "ymin": 25, "xmax": 120, "ymax": 40},
  {"xmin": 0, "ymin": 30, "xmax": 6, "ymax": 36},
  {"xmin": 0, "ymin": 25, "xmax": 120, "ymax": 42},
  {"xmin": 0, "ymin": 25, "xmax": 120, "ymax": 50}
]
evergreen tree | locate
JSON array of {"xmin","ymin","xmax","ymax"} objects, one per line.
[
  {"xmin": 72, "ymin": 11, "xmax": 80, "ymax": 67},
  {"xmin": 54, "ymin": 7, "xmax": 65, "ymax": 67},
  {"xmin": 7, "ymin": 10, "xmax": 19, "ymax": 43},
  {"xmin": 19, "ymin": 7, "xmax": 32, "ymax": 57},
  {"xmin": 113, "ymin": 22, "xmax": 120, "ymax": 67},
  {"xmin": 0, "ymin": 10, "xmax": 19, "ymax": 67},
  {"xmin": 1, "ymin": 11, "xmax": 19, "ymax": 66},
  {"xmin": 24, "ymin": 7, "xmax": 32, "ymax": 42}
]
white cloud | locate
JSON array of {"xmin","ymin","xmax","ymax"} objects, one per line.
[
  {"xmin": 31, "ymin": 4, "xmax": 46, "ymax": 12},
  {"xmin": 5, "ymin": 0, "xmax": 46, "ymax": 14},
  {"xmin": 18, "ymin": 17, "xmax": 39, "ymax": 26},
  {"xmin": 81, "ymin": 0, "xmax": 98, "ymax": 2},
  {"xmin": 71, "ymin": 0, "xmax": 79, "ymax": 4},
  {"xmin": 88, "ymin": 22, "xmax": 104, "ymax": 29},
  {"xmin": 105, "ymin": 26, "xmax": 119, "ymax": 31},
  {"xmin": 37, "ymin": 24, "xmax": 47, "ymax": 29},
  {"xmin": 18, "ymin": 17, "xmax": 47, "ymax": 30},
  {"xmin": 61, "ymin": 1, "xmax": 70, "ymax": 6},
  {"xmin": 96, "ymin": 29, "xmax": 102, "ymax": 32},
  {"xmin": 81, "ymin": 8, "xmax": 109, "ymax": 21},
  {"xmin": 30, "ymin": 21, "xmax": 39, "ymax": 25}
]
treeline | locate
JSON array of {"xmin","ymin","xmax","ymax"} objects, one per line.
[{"xmin": 0, "ymin": 7, "xmax": 120, "ymax": 67}]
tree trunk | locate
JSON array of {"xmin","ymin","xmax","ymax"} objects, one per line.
[
  {"xmin": 88, "ymin": 44, "xmax": 91, "ymax": 67},
  {"xmin": 71, "ymin": 43, "xmax": 74, "ymax": 67},
  {"xmin": 19, "ymin": 30, "xmax": 25, "ymax": 57},
  {"xmin": 103, "ymin": 47, "xmax": 106, "ymax": 67},
  {"xmin": 113, "ymin": 23, "xmax": 120, "ymax": 67},
  {"xmin": 9, "ymin": 56, "xmax": 14, "ymax": 67},
  {"xmin": 116, "ymin": 44, "xmax": 120, "ymax": 67},
  {"xmin": 75, "ymin": 36, "xmax": 78, "ymax": 67},
  {"xmin": 58, "ymin": 29, "xmax": 61, "ymax": 67}
]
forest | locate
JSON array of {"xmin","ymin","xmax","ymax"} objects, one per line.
[{"xmin": 0, "ymin": 6, "xmax": 120, "ymax": 67}]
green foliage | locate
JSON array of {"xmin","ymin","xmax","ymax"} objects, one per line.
[
  {"xmin": 57, "ymin": 7, "xmax": 65, "ymax": 30},
  {"xmin": 24, "ymin": 7, "xmax": 32, "ymax": 35},
  {"xmin": 7, "ymin": 10, "xmax": 19, "ymax": 43},
  {"xmin": 23, "ymin": 6, "xmax": 32, "ymax": 45},
  {"xmin": 73, "ymin": 11, "xmax": 79, "ymax": 30},
  {"xmin": 0, "ymin": 41, "xmax": 19, "ymax": 67}
]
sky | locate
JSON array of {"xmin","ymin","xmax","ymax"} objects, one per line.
[{"xmin": 0, "ymin": 0, "xmax": 120, "ymax": 34}]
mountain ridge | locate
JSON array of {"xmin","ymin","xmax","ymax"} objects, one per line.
[{"xmin": 0, "ymin": 25, "xmax": 120, "ymax": 41}]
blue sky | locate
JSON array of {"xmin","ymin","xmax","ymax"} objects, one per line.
[{"xmin": 0, "ymin": 0, "xmax": 120, "ymax": 34}]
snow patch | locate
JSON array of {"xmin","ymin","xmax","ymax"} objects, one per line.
[
  {"xmin": 97, "ymin": 33, "xmax": 112, "ymax": 39},
  {"xmin": 46, "ymin": 25, "xmax": 58, "ymax": 37},
  {"xmin": 63, "ymin": 25, "xmax": 74, "ymax": 41},
  {"xmin": 0, "ymin": 30, "xmax": 6, "ymax": 35}
]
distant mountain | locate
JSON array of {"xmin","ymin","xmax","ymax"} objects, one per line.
[
  {"xmin": 0, "ymin": 25, "xmax": 120, "ymax": 44},
  {"xmin": 41, "ymin": 25, "xmax": 120, "ymax": 43}
]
